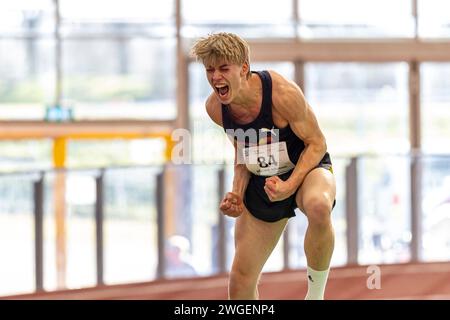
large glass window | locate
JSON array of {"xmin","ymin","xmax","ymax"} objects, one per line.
[
  {"xmin": 59, "ymin": 0, "xmax": 174, "ymax": 36},
  {"xmin": 0, "ymin": 0, "xmax": 55, "ymax": 35},
  {"xmin": 47, "ymin": 167, "xmax": 157, "ymax": 288},
  {"xmin": 42, "ymin": 171, "xmax": 97, "ymax": 290},
  {"xmin": 418, "ymin": 0, "xmax": 450, "ymax": 38},
  {"xmin": 421, "ymin": 156, "xmax": 450, "ymax": 262},
  {"xmin": 43, "ymin": 167, "xmax": 161, "ymax": 288},
  {"xmin": 357, "ymin": 156, "xmax": 411, "ymax": 264},
  {"xmin": 421, "ymin": 63, "xmax": 450, "ymax": 154},
  {"xmin": 189, "ymin": 165, "xmax": 222, "ymax": 276},
  {"xmin": 0, "ymin": 174, "xmax": 35, "ymax": 296},
  {"xmin": 103, "ymin": 167, "xmax": 159, "ymax": 284},
  {"xmin": 62, "ymin": 39, "xmax": 176, "ymax": 120},
  {"xmin": 305, "ymin": 63, "xmax": 410, "ymax": 265},
  {"xmin": 0, "ymin": 140, "xmax": 52, "ymax": 171},
  {"xmin": 0, "ymin": 0, "xmax": 176, "ymax": 121},
  {"xmin": 68, "ymin": 139, "xmax": 166, "ymax": 168},
  {"xmin": 298, "ymin": 0, "xmax": 414, "ymax": 38},
  {"xmin": 305, "ymin": 63, "xmax": 410, "ymax": 155},
  {"xmin": 182, "ymin": 0, "xmax": 294, "ymax": 38},
  {"xmin": 421, "ymin": 63, "xmax": 450, "ymax": 262},
  {"xmin": 0, "ymin": 40, "xmax": 55, "ymax": 120}
]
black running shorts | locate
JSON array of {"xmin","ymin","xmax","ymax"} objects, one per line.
[{"xmin": 243, "ymin": 153, "xmax": 336, "ymax": 222}]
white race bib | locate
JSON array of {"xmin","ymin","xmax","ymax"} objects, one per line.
[{"xmin": 242, "ymin": 141, "xmax": 295, "ymax": 176}]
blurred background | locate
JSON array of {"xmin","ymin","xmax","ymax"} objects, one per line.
[{"xmin": 0, "ymin": 0, "xmax": 450, "ymax": 298}]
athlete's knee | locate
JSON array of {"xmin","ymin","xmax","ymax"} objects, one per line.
[
  {"xmin": 229, "ymin": 266, "xmax": 259, "ymax": 296},
  {"xmin": 303, "ymin": 194, "xmax": 333, "ymax": 227}
]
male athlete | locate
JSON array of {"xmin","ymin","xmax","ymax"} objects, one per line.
[{"xmin": 191, "ymin": 32, "xmax": 336, "ymax": 300}]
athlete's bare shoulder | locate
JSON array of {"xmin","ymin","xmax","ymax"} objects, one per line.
[
  {"xmin": 205, "ymin": 93, "xmax": 223, "ymax": 127},
  {"xmin": 267, "ymin": 69, "xmax": 307, "ymax": 119},
  {"xmin": 268, "ymin": 70, "xmax": 302, "ymax": 100}
]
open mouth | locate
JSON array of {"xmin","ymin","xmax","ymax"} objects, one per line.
[{"xmin": 215, "ymin": 85, "xmax": 229, "ymax": 99}]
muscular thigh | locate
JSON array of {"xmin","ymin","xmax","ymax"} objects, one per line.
[
  {"xmin": 232, "ymin": 208, "xmax": 288, "ymax": 277},
  {"xmin": 295, "ymin": 167, "xmax": 336, "ymax": 214}
]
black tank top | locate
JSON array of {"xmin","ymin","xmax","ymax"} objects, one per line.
[{"xmin": 221, "ymin": 70, "xmax": 306, "ymax": 170}]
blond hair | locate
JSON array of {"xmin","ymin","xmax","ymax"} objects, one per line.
[{"xmin": 190, "ymin": 32, "xmax": 251, "ymax": 79}]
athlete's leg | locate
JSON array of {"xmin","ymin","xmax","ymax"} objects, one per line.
[
  {"xmin": 229, "ymin": 209, "xmax": 288, "ymax": 300},
  {"xmin": 296, "ymin": 167, "xmax": 336, "ymax": 299}
]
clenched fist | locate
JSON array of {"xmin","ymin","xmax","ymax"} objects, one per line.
[
  {"xmin": 219, "ymin": 192, "xmax": 244, "ymax": 218},
  {"xmin": 264, "ymin": 176, "xmax": 296, "ymax": 202}
]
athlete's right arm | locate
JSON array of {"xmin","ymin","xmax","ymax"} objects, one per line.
[
  {"xmin": 219, "ymin": 142, "xmax": 251, "ymax": 217},
  {"xmin": 231, "ymin": 140, "xmax": 251, "ymax": 199},
  {"xmin": 205, "ymin": 95, "xmax": 250, "ymax": 217}
]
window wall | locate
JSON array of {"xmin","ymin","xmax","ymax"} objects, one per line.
[
  {"xmin": 0, "ymin": 1, "xmax": 54, "ymax": 34},
  {"xmin": 418, "ymin": 0, "xmax": 450, "ymax": 38},
  {"xmin": 62, "ymin": 38, "xmax": 176, "ymax": 121},
  {"xmin": 0, "ymin": 174, "xmax": 35, "ymax": 296},
  {"xmin": 67, "ymin": 139, "xmax": 166, "ymax": 168},
  {"xmin": 182, "ymin": 0, "xmax": 294, "ymax": 38},
  {"xmin": 303, "ymin": 63, "xmax": 410, "ymax": 265},
  {"xmin": 305, "ymin": 63, "xmax": 410, "ymax": 155},
  {"xmin": 0, "ymin": 0, "xmax": 176, "ymax": 122},
  {"xmin": 0, "ymin": 140, "xmax": 52, "ymax": 171},
  {"xmin": 421, "ymin": 63, "xmax": 450, "ymax": 154},
  {"xmin": 60, "ymin": 0, "xmax": 176, "ymax": 121},
  {"xmin": 298, "ymin": 0, "xmax": 414, "ymax": 38},
  {"xmin": 1, "ymin": 0, "xmax": 450, "ymax": 123},
  {"xmin": 421, "ymin": 63, "xmax": 450, "ymax": 261},
  {"xmin": 0, "ymin": 40, "xmax": 55, "ymax": 120}
]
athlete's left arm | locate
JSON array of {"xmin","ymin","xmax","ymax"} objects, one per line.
[{"xmin": 264, "ymin": 72, "xmax": 327, "ymax": 202}]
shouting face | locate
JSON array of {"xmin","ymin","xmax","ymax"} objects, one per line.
[{"xmin": 205, "ymin": 59, "xmax": 249, "ymax": 105}]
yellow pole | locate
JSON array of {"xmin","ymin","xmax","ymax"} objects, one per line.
[
  {"xmin": 163, "ymin": 135, "xmax": 176, "ymax": 236},
  {"xmin": 164, "ymin": 134, "xmax": 175, "ymax": 162},
  {"xmin": 53, "ymin": 137, "xmax": 67, "ymax": 168},
  {"xmin": 53, "ymin": 137, "xmax": 67, "ymax": 289}
]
